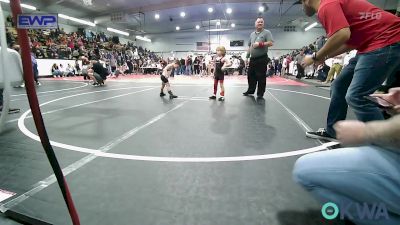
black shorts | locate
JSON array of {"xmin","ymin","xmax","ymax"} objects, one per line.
[
  {"xmin": 214, "ymin": 75, "xmax": 224, "ymax": 81},
  {"xmin": 161, "ymin": 75, "xmax": 169, "ymax": 83},
  {"xmin": 214, "ymin": 72, "xmax": 224, "ymax": 81}
]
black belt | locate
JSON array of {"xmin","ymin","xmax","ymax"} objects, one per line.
[{"xmin": 250, "ymin": 54, "xmax": 269, "ymax": 61}]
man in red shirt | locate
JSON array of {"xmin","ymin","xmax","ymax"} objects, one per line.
[
  {"xmin": 302, "ymin": 0, "xmax": 400, "ymax": 141},
  {"xmin": 294, "ymin": 1, "xmax": 400, "ymax": 224}
]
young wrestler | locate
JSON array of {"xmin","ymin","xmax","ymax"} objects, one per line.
[
  {"xmin": 209, "ymin": 46, "xmax": 231, "ymax": 101},
  {"xmin": 160, "ymin": 60, "xmax": 180, "ymax": 99}
]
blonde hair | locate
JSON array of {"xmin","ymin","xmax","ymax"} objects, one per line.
[{"xmin": 216, "ymin": 46, "xmax": 227, "ymax": 56}]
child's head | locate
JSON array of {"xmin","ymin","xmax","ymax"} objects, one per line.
[
  {"xmin": 216, "ymin": 46, "xmax": 226, "ymax": 57},
  {"xmin": 173, "ymin": 60, "xmax": 181, "ymax": 68}
]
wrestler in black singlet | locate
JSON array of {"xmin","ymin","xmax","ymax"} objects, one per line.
[{"xmin": 214, "ymin": 57, "xmax": 225, "ymax": 80}]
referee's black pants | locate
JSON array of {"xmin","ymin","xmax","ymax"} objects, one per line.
[{"xmin": 246, "ymin": 55, "xmax": 269, "ymax": 97}]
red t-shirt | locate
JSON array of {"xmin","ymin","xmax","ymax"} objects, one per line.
[{"xmin": 317, "ymin": 0, "xmax": 400, "ymax": 53}]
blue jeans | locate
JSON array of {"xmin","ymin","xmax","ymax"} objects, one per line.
[
  {"xmin": 186, "ymin": 65, "xmax": 192, "ymax": 75},
  {"xmin": 326, "ymin": 42, "xmax": 400, "ymax": 137},
  {"xmin": 293, "ymin": 146, "xmax": 400, "ymax": 225},
  {"xmin": 179, "ymin": 66, "xmax": 186, "ymax": 75}
]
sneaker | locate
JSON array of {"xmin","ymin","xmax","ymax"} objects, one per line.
[
  {"xmin": 306, "ymin": 128, "xmax": 337, "ymax": 142},
  {"xmin": 257, "ymin": 95, "xmax": 264, "ymax": 99},
  {"xmin": 209, "ymin": 95, "xmax": 216, "ymax": 100},
  {"xmin": 36, "ymin": 82, "xmax": 41, "ymax": 86},
  {"xmin": 160, "ymin": 93, "xmax": 166, "ymax": 97},
  {"xmin": 243, "ymin": 92, "xmax": 253, "ymax": 96},
  {"xmin": 10, "ymin": 108, "xmax": 20, "ymax": 114},
  {"xmin": 218, "ymin": 97, "xmax": 225, "ymax": 101},
  {"xmin": 168, "ymin": 91, "xmax": 178, "ymax": 99}
]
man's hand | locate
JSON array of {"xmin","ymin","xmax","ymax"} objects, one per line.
[
  {"xmin": 253, "ymin": 41, "xmax": 273, "ymax": 48},
  {"xmin": 334, "ymin": 120, "xmax": 368, "ymax": 146},
  {"xmin": 371, "ymin": 87, "xmax": 400, "ymax": 115},
  {"xmin": 389, "ymin": 105, "xmax": 400, "ymax": 115},
  {"xmin": 301, "ymin": 56, "xmax": 314, "ymax": 67}
]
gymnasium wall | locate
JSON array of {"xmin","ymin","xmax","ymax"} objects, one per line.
[
  {"xmin": 369, "ymin": 0, "xmax": 399, "ymax": 9},
  {"xmin": 141, "ymin": 28, "xmax": 326, "ymax": 59},
  {"xmin": 36, "ymin": 59, "xmax": 81, "ymax": 76}
]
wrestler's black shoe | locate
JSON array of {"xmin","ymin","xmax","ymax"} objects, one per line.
[
  {"xmin": 218, "ymin": 97, "xmax": 225, "ymax": 101},
  {"xmin": 168, "ymin": 91, "xmax": 178, "ymax": 99},
  {"xmin": 0, "ymin": 108, "xmax": 20, "ymax": 114},
  {"xmin": 160, "ymin": 92, "xmax": 166, "ymax": 97},
  {"xmin": 209, "ymin": 95, "xmax": 216, "ymax": 100}
]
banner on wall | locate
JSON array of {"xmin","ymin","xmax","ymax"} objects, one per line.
[
  {"xmin": 230, "ymin": 40, "xmax": 244, "ymax": 47},
  {"xmin": 17, "ymin": 14, "xmax": 58, "ymax": 29},
  {"xmin": 196, "ymin": 42, "xmax": 209, "ymax": 51}
]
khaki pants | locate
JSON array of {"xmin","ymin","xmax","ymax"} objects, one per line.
[{"xmin": 325, "ymin": 63, "xmax": 343, "ymax": 83}]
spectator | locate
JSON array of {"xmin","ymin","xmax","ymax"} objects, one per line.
[
  {"xmin": 316, "ymin": 62, "xmax": 330, "ymax": 82},
  {"xmin": 75, "ymin": 60, "xmax": 81, "ymax": 75},
  {"xmin": 65, "ymin": 64, "xmax": 75, "ymax": 77},
  {"xmin": 281, "ymin": 55, "xmax": 288, "ymax": 77},
  {"xmin": 295, "ymin": 50, "xmax": 305, "ymax": 79},
  {"xmin": 179, "ymin": 58, "xmax": 185, "ymax": 75},
  {"xmin": 238, "ymin": 56, "xmax": 245, "ymax": 75},
  {"xmin": 316, "ymin": 35, "xmax": 326, "ymax": 50},
  {"xmin": 32, "ymin": 52, "xmax": 40, "ymax": 85},
  {"xmin": 126, "ymin": 60, "xmax": 134, "ymax": 74},
  {"xmin": 88, "ymin": 60, "xmax": 108, "ymax": 86},
  {"xmin": 186, "ymin": 56, "xmax": 193, "ymax": 75},
  {"xmin": 324, "ymin": 54, "xmax": 344, "ymax": 83},
  {"xmin": 59, "ymin": 64, "xmax": 65, "ymax": 77},
  {"xmin": 267, "ymin": 63, "xmax": 275, "ymax": 77},
  {"xmin": 302, "ymin": 0, "xmax": 400, "ymax": 141},
  {"xmin": 293, "ymin": 87, "xmax": 400, "ymax": 225},
  {"xmin": 81, "ymin": 57, "xmax": 90, "ymax": 80},
  {"xmin": 51, "ymin": 63, "xmax": 62, "ymax": 78},
  {"xmin": 193, "ymin": 57, "xmax": 200, "ymax": 75}
]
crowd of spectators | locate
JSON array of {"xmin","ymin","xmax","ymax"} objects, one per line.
[
  {"xmin": 5, "ymin": 15, "xmax": 162, "ymax": 77},
  {"xmin": 266, "ymin": 35, "xmax": 361, "ymax": 83},
  {"xmin": 172, "ymin": 54, "xmax": 246, "ymax": 76},
  {"xmin": 4, "ymin": 14, "xmax": 349, "ymax": 82}
]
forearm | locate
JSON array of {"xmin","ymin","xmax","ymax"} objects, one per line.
[
  {"xmin": 327, "ymin": 45, "xmax": 353, "ymax": 59},
  {"xmin": 365, "ymin": 115, "xmax": 400, "ymax": 150},
  {"xmin": 315, "ymin": 28, "xmax": 350, "ymax": 61},
  {"xmin": 224, "ymin": 60, "xmax": 232, "ymax": 67},
  {"xmin": 264, "ymin": 41, "xmax": 273, "ymax": 47}
]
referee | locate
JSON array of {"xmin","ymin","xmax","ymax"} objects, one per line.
[{"xmin": 243, "ymin": 17, "xmax": 274, "ymax": 99}]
